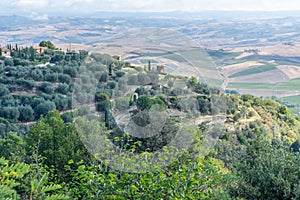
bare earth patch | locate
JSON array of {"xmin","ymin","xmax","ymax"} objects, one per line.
[
  {"xmin": 235, "ymin": 52, "xmax": 255, "ymax": 59},
  {"xmin": 277, "ymin": 65, "xmax": 300, "ymax": 79},
  {"xmin": 230, "ymin": 43, "xmax": 300, "ymax": 57},
  {"xmin": 222, "ymin": 61, "xmax": 263, "ymax": 76},
  {"xmin": 259, "ymin": 44, "xmax": 300, "ymax": 57}
]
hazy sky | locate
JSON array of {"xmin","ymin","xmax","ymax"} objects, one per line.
[{"xmin": 1, "ymin": 0, "xmax": 300, "ymax": 15}]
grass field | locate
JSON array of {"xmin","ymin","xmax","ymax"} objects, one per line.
[
  {"xmin": 289, "ymin": 107, "xmax": 300, "ymax": 114},
  {"xmin": 133, "ymin": 48, "xmax": 220, "ymax": 73},
  {"xmin": 204, "ymin": 78, "xmax": 224, "ymax": 87},
  {"xmin": 280, "ymin": 95, "xmax": 300, "ymax": 105},
  {"xmin": 178, "ymin": 49, "xmax": 219, "ymax": 71},
  {"xmin": 279, "ymin": 95, "xmax": 300, "ymax": 114},
  {"xmin": 208, "ymin": 50, "xmax": 242, "ymax": 65},
  {"xmin": 227, "ymin": 82, "xmax": 273, "ymax": 90},
  {"xmin": 162, "ymin": 53, "xmax": 189, "ymax": 63},
  {"xmin": 140, "ymin": 59, "xmax": 159, "ymax": 64},
  {"xmin": 229, "ymin": 63, "xmax": 277, "ymax": 78},
  {"xmin": 228, "ymin": 78, "xmax": 300, "ymax": 91}
]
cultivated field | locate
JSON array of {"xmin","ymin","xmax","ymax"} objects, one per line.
[
  {"xmin": 230, "ymin": 69, "xmax": 289, "ymax": 83},
  {"xmin": 277, "ymin": 65, "xmax": 300, "ymax": 79}
]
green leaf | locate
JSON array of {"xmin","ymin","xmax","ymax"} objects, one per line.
[
  {"xmin": 68, "ymin": 160, "xmax": 74, "ymax": 165},
  {"xmin": 131, "ymin": 185, "xmax": 138, "ymax": 191},
  {"xmin": 41, "ymin": 184, "xmax": 62, "ymax": 193},
  {"xmin": 45, "ymin": 194, "xmax": 69, "ymax": 200}
]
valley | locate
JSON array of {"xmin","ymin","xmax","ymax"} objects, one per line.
[{"xmin": 1, "ymin": 8, "xmax": 300, "ymax": 199}]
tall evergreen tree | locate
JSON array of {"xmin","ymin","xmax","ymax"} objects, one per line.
[{"xmin": 148, "ymin": 60, "xmax": 151, "ymax": 71}]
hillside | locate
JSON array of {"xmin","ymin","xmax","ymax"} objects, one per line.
[
  {"xmin": 1, "ymin": 13, "xmax": 300, "ymax": 115},
  {"xmin": 1, "ymin": 44, "xmax": 300, "ymax": 199}
]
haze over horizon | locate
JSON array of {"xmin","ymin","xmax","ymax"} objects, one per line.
[{"xmin": 1, "ymin": 0, "xmax": 300, "ymax": 16}]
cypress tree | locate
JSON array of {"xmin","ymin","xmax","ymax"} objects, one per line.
[
  {"xmin": 108, "ymin": 63, "xmax": 112, "ymax": 76},
  {"xmin": 148, "ymin": 60, "xmax": 151, "ymax": 71}
]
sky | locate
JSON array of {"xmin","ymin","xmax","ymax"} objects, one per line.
[{"xmin": 1, "ymin": 0, "xmax": 300, "ymax": 16}]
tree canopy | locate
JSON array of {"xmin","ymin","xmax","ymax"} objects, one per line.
[{"xmin": 39, "ymin": 40, "xmax": 56, "ymax": 49}]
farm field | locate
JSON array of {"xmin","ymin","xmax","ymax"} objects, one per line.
[
  {"xmin": 277, "ymin": 65, "xmax": 300, "ymax": 79},
  {"xmin": 280, "ymin": 95, "xmax": 300, "ymax": 105},
  {"xmin": 209, "ymin": 45, "xmax": 300, "ymax": 113},
  {"xmin": 279, "ymin": 95, "xmax": 300, "ymax": 114},
  {"xmin": 227, "ymin": 78, "xmax": 300, "ymax": 91},
  {"xmin": 228, "ymin": 63, "xmax": 277, "ymax": 78}
]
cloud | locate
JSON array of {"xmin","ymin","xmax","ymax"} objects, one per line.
[
  {"xmin": 29, "ymin": 12, "xmax": 49, "ymax": 20},
  {"xmin": 201, "ymin": 0, "xmax": 300, "ymax": 11},
  {"xmin": 1, "ymin": 0, "xmax": 300, "ymax": 15},
  {"xmin": 64, "ymin": 0, "xmax": 95, "ymax": 7},
  {"xmin": 11, "ymin": 0, "xmax": 49, "ymax": 8},
  {"xmin": 97, "ymin": 0, "xmax": 300, "ymax": 11}
]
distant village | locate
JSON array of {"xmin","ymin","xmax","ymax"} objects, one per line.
[
  {"xmin": 0, "ymin": 44, "xmax": 48, "ymax": 57},
  {"xmin": 0, "ymin": 42, "xmax": 91, "ymax": 67},
  {"xmin": 0, "ymin": 43, "xmax": 168, "ymax": 75}
]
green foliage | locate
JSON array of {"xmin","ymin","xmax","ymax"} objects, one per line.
[
  {"xmin": 1, "ymin": 47, "xmax": 300, "ymax": 200},
  {"xmin": 0, "ymin": 157, "xmax": 29, "ymax": 199},
  {"xmin": 127, "ymin": 74, "xmax": 138, "ymax": 85},
  {"xmin": 95, "ymin": 93, "xmax": 110, "ymax": 112},
  {"xmin": 18, "ymin": 106, "xmax": 34, "ymax": 122},
  {"xmin": 30, "ymin": 173, "xmax": 69, "ymax": 200},
  {"xmin": 187, "ymin": 76, "xmax": 198, "ymax": 88},
  {"xmin": 0, "ymin": 132, "xmax": 26, "ymax": 163},
  {"xmin": 169, "ymin": 96, "xmax": 182, "ymax": 110},
  {"xmin": 34, "ymin": 101, "xmax": 56, "ymax": 118},
  {"xmin": 228, "ymin": 138, "xmax": 300, "ymax": 200},
  {"xmin": 136, "ymin": 96, "xmax": 165, "ymax": 111},
  {"xmin": 197, "ymin": 96, "xmax": 211, "ymax": 115},
  {"xmin": 115, "ymin": 70, "xmax": 125, "ymax": 78},
  {"xmin": 58, "ymin": 73, "xmax": 72, "ymax": 84},
  {"xmin": 90, "ymin": 53, "xmax": 113, "ymax": 65},
  {"xmin": 56, "ymin": 83, "xmax": 69, "ymax": 95},
  {"xmin": 136, "ymin": 96, "xmax": 152, "ymax": 110},
  {"xmin": 233, "ymin": 112, "xmax": 242, "ymax": 122},
  {"xmin": 39, "ymin": 41, "xmax": 56, "ymax": 49},
  {"xmin": 26, "ymin": 111, "xmax": 89, "ymax": 178},
  {"xmin": 67, "ymin": 155, "xmax": 227, "ymax": 199},
  {"xmin": 0, "ymin": 157, "xmax": 68, "ymax": 199},
  {"xmin": 0, "ymin": 84, "xmax": 10, "ymax": 97},
  {"xmin": 114, "ymin": 96, "xmax": 130, "ymax": 111},
  {"xmin": 0, "ymin": 107, "xmax": 20, "ymax": 122},
  {"xmin": 4, "ymin": 58, "xmax": 14, "ymax": 66},
  {"xmin": 137, "ymin": 73, "xmax": 151, "ymax": 85}
]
